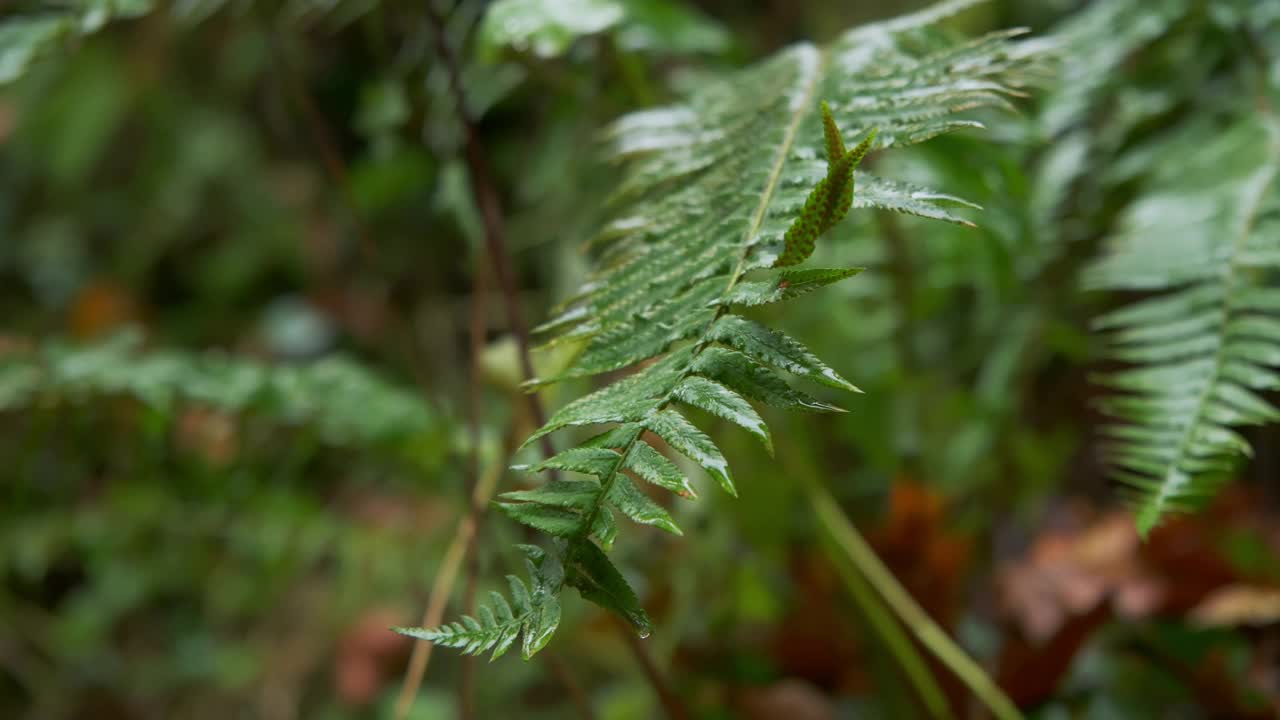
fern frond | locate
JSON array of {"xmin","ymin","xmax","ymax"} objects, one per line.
[
  {"xmin": 0, "ymin": 0, "xmax": 380, "ymax": 84},
  {"xmin": 0, "ymin": 331, "xmax": 437, "ymax": 449},
  {"xmin": 1038, "ymin": 0, "xmax": 1187, "ymax": 135},
  {"xmin": 478, "ymin": 0, "xmax": 727, "ymax": 59},
  {"xmin": 0, "ymin": 2, "xmax": 153, "ymax": 84},
  {"xmin": 1086, "ymin": 114, "xmax": 1280, "ymax": 536},
  {"xmin": 396, "ymin": 545, "xmax": 565, "ymax": 660},
  {"xmin": 421, "ymin": 0, "xmax": 1039, "ymax": 656}
]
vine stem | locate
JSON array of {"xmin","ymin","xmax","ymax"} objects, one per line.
[
  {"xmin": 267, "ymin": 4, "xmax": 599, "ymax": 715},
  {"xmin": 422, "ymin": 4, "xmax": 686, "ymax": 718},
  {"xmin": 798, "ymin": 472, "xmax": 1024, "ymax": 720}
]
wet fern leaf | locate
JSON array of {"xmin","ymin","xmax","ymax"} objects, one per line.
[
  {"xmin": 415, "ymin": 0, "xmax": 1039, "ymax": 658},
  {"xmin": 395, "ymin": 545, "xmax": 564, "ymax": 661}
]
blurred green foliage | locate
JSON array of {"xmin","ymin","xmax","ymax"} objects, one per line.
[{"xmin": 0, "ymin": 0, "xmax": 1278, "ymax": 718}]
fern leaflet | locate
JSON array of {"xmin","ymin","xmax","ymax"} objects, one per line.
[{"xmin": 774, "ymin": 102, "xmax": 876, "ymax": 267}]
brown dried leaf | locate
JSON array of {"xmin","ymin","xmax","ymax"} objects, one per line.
[
  {"xmin": 998, "ymin": 512, "xmax": 1164, "ymax": 644},
  {"xmin": 736, "ymin": 679, "xmax": 835, "ymax": 720},
  {"xmin": 335, "ymin": 607, "xmax": 412, "ymax": 705},
  {"xmin": 69, "ymin": 281, "xmax": 139, "ymax": 339},
  {"xmin": 1191, "ymin": 585, "xmax": 1280, "ymax": 628}
]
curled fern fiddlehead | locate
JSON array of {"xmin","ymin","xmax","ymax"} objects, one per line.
[{"xmin": 773, "ymin": 101, "xmax": 877, "ymax": 268}]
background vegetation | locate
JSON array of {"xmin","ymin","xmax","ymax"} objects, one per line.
[{"xmin": 0, "ymin": 0, "xmax": 1277, "ymax": 718}]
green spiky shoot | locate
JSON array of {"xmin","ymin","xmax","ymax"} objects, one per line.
[{"xmin": 774, "ymin": 102, "xmax": 877, "ymax": 267}]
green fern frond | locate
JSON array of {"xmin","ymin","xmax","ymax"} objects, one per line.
[
  {"xmin": 1086, "ymin": 114, "xmax": 1280, "ymax": 536},
  {"xmin": 478, "ymin": 0, "xmax": 728, "ymax": 59},
  {"xmin": 1037, "ymin": 0, "xmax": 1187, "ymax": 135},
  {"xmin": 0, "ymin": 2, "xmax": 153, "ymax": 84},
  {"xmin": 414, "ymin": 0, "xmax": 1039, "ymax": 656},
  {"xmin": 0, "ymin": 331, "xmax": 437, "ymax": 449},
  {"xmin": 396, "ymin": 545, "xmax": 565, "ymax": 660},
  {"xmin": 0, "ymin": 0, "xmax": 380, "ymax": 84}
]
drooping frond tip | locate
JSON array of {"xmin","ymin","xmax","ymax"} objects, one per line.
[
  {"xmin": 773, "ymin": 102, "xmax": 877, "ymax": 268},
  {"xmin": 394, "ymin": 545, "xmax": 565, "ymax": 661}
]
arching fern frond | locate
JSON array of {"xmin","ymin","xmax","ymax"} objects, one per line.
[
  {"xmin": 403, "ymin": 0, "xmax": 1040, "ymax": 655},
  {"xmin": 1086, "ymin": 113, "xmax": 1280, "ymax": 536}
]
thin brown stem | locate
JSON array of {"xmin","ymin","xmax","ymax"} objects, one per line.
[
  {"xmin": 392, "ymin": 450, "xmax": 507, "ymax": 720},
  {"xmin": 421, "ymin": 5, "xmax": 687, "ymax": 719},
  {"xmin": 271, "ymin": 23, "xmax": 491, "ymax": 718},
  {"xmin": 267, "ymin": 7, "xmax": 585, "ymax": 717},
  {"xmin": 458, "ymin": 249, "xmax": 492, "ymax": 720},
  {"xmin": 269, "ymin": 29, "xmax": 381, "ymax": 269},
  {"xmin": 423, "ymin": 0, "xmax": 553, "ymax": 455}
]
